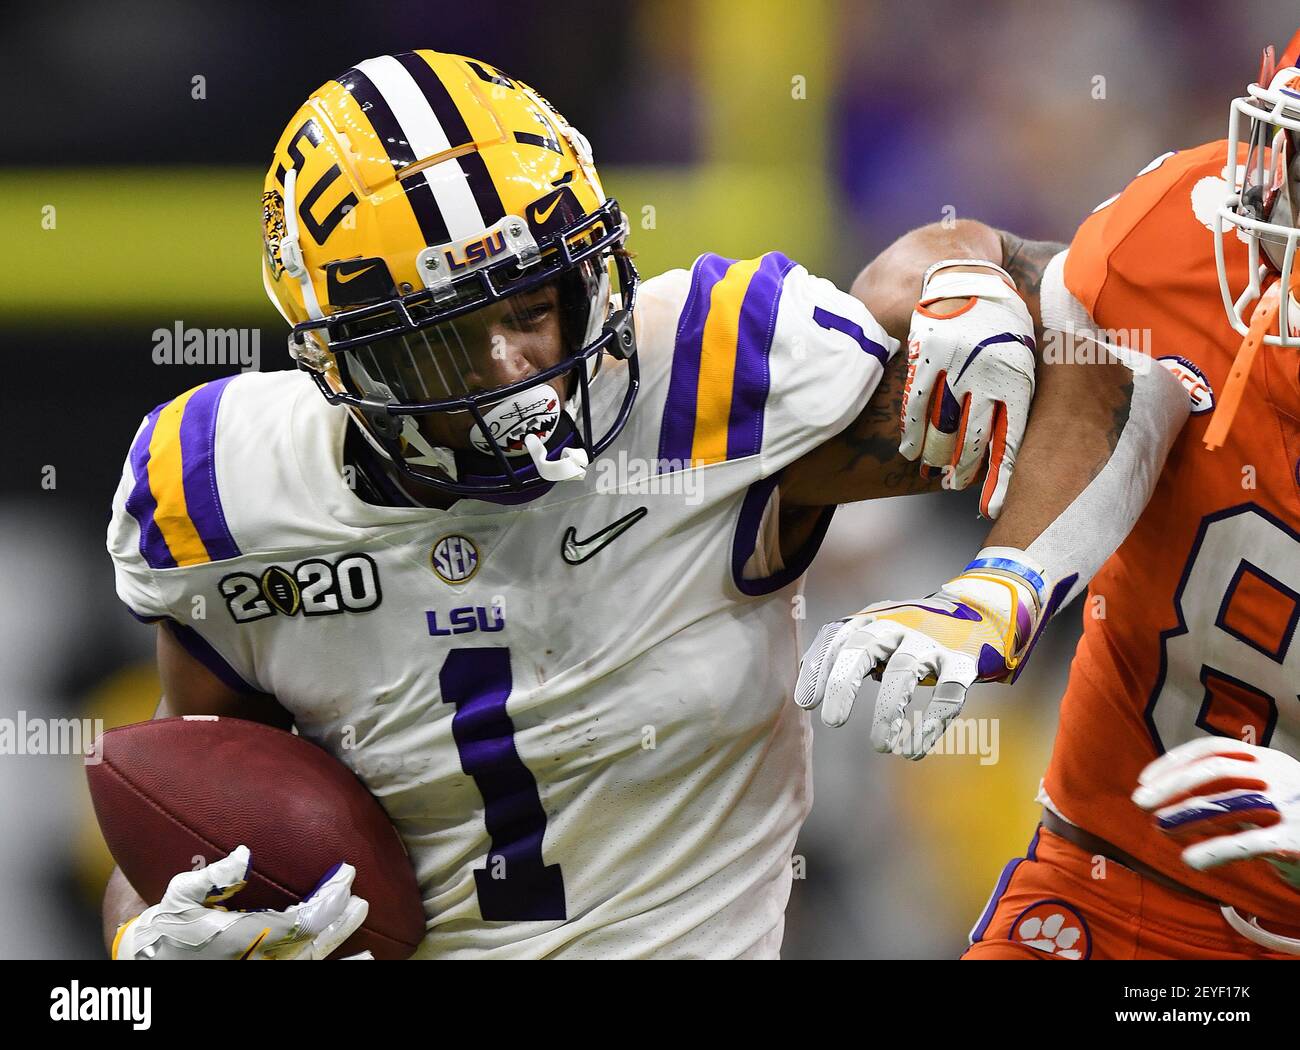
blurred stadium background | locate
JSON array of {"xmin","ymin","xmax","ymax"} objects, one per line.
[{"xmin": 2, "ymin": 0, "xmax": 1296, "ymax": 958}]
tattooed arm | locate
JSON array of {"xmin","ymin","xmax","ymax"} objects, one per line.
[
  {"xmin": 779, "ymin": 222, "xmax": 1182, "ymax": 569},
  {"xmin": 778, "ymin": 325, "xmax": 1141, "ymax": 558},
  {"xmin": 780, "ymin": 350, "xmax": 942, "ymax": 509},
  {"xmin": 781, "ymin": 221, "xmax": 1022, "ymax": 510},
  {"xmin": 781, "ymin": 222, "xmax": 1075, "ymax": 513}
]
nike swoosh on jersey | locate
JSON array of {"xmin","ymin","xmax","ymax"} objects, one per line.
[{"xmin": 561, "ymin": 507, "xmax": 648, "ymax": 565}]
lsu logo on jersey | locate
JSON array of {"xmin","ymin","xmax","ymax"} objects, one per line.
[
  {"xmin": 221, "ymin": 554, "xmax": 382, "ymax": 622},
  {"xmin": 426, "ymin": 605, "xmax": 506, "ymax": 636}
]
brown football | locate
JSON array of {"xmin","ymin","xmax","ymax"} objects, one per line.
[{"xmin": 86, "ymin": 715, "xmax": 425, "ymax": 959}]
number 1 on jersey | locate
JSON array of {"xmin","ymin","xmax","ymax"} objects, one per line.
[{"xmin": 439, "ymin": 648, "xmax": 567, "ymax": 921}]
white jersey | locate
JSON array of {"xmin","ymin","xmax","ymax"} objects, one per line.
[{"xmin": 107, "ymin": 252, "xmax": 896, "ymax": 958}]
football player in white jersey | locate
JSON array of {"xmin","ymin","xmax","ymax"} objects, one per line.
[{"xmin": 102, "ymin": 50, "xmax": 1189, "ymax": 959}]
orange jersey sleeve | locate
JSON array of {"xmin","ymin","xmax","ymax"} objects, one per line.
[{"xmin": 1063, "ymin": 142, "xmax": 1240, "ymax": 345}]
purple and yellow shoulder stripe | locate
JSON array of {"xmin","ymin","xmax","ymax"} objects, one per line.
[
  {"xmin": 124, "ymin": 378, "xmax": 241, "ymax": 569},
  {"xmin": 657, "ymin": 252, "xmax": 800, "ymax": 469}
]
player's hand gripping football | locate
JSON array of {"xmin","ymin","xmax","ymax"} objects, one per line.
[
  {"xmin": 113, "ymin": 845, "xmax": 370, "ymax": 960},
  {"xmin": 1133, "ymin": 737, "xmax": 1300, "ymax": 890},
  {"xmin": 900, "ymin": 261, "xmax": 1036, "ymax": 518},
  {"xmin": 795, "ymin": 549, "xmax": 1046, "ymax": 758}
]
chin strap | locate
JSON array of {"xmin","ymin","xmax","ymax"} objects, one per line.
[
  {"xmin": 398, "ymin": 417, "xmax": 459, "ymax": 480},
  {"xmin": 1203, "ymin": 280, "xmax": 1281, "ymax": 451},
  {"xmin": 524, "ymin": 433, "xmax": 589, "ymax": 481},
  {"xmin": 279, "ymin": 168, "xmax": 324, "ymax": 322}
]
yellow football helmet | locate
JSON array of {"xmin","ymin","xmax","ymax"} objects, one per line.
[{"xmin": 261, "ymin": 50, "xmax": 638, "ymax": 499}]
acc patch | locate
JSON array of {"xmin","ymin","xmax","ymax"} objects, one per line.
[
  {"xmin": 1010, "ymin": 899, "xmax": 1090, "ymax": 959},
  {"xmin": 1158, "ymin": 355, "xmax": 1215, "ymax": 414},
  {"xmin": 260, "ymin": 565, "xmax": 301, "ymax": 616},
  {"xmin": 431, "ymin": 534, "xmax": 480, "ymax": 584}
]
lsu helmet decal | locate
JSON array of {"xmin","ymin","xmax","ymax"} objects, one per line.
[{"xmin": 262, "ymin": 51, "xmax": 639, "ymax": 499}]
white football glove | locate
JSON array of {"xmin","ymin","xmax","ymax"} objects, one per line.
[
  {"xmin": 900, "ymin": 260, "xmax": 1036, "ymax": 518},
  {"xmin": 795, "ymin": 548, "xmax": 1048, "ymax": 759},
  {"xmin": 113, "ymin": 845, "xmax": 370, "ymax": 960},
  {"xmin": 1133, "ymin": 737, "xmax": 1300, "ymax": 889}
]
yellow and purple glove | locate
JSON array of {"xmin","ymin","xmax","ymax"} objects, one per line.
[{"xmin": 795, "ymin": 547, "xmax": 1049, "ymax": 758}]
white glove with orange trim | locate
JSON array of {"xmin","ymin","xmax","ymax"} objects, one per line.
[
  {"xmin": 795, "ymin": 547, "xmax": 1048, "ymax": 758},
  {"xmin": 113, "ymin": 845, "xmax": 370, "ymax": 960},
  {"xmin": 1133, "ymin": 737, "xmax": 1300, "ymax": 889},
  {"xmin": 900, "ymin": 260, "xmax": 1036, "ymax": 518}
]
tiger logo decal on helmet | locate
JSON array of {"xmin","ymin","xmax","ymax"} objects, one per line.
[
  {"xmin": 261, "ymin": 189, "xmax": 288, "ymax": 281},
  {"xmin": 261, "ymin": 50, "xmax": 639, "ymax": 500}
]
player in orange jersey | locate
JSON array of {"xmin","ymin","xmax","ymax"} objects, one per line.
[
  {"xmin": 962, "ymin": 36, "xmax": 1300, "ymax": 959},
  {"xmin": 798, "ymin": 32, "xmax": 1300, "ymax": 959}
]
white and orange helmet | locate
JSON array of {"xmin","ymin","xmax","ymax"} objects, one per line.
[
  {"xmin": 1206, "ymin": 35, "xmax": 1300, "ymax": 449},
  {"xmin": 1215, "ymin": 37, "xmax": 1300, "ymax": 346}
]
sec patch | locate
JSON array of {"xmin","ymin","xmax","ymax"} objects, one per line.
[
  {"xmin": 1010, "ymin": 899, "xmax": 1091, "ymax": 959},
  {"xmin": 431, "ymin": 534, "xmax": 480, "ymax": 584}
]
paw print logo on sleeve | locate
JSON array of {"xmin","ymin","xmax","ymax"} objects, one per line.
[{"xmin": 1010, "ymin": 900, "xmax": 1091, "ymax": 959}]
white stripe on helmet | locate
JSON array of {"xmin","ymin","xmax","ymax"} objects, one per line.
[{"xmin": 355, "ymin": 55, "xmax": 485, "ymax": 242}]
